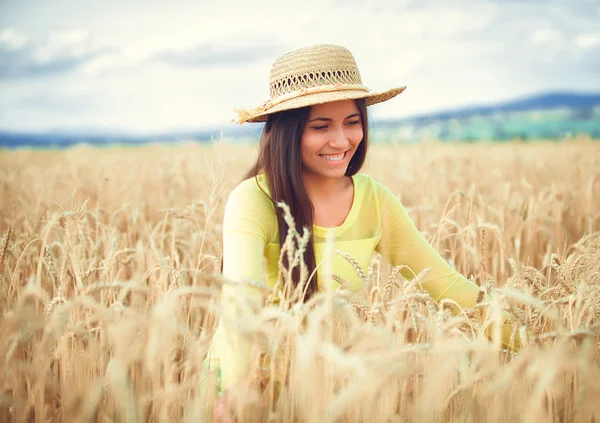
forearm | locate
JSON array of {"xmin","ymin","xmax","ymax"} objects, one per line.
[
  {"xmin": 217, "ymin": 284, "xmax": 264, "ymax": 390},
  {"xmin": 418, "ymin": 270, "xmax": 520, "ymax": 350}
]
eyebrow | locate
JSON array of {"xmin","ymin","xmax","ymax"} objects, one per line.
[{"xmin": 307, "ymin": 112, "xmax": 361, "ymax": 123}]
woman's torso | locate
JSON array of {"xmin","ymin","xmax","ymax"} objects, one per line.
[{"xmin": 246, "ymin": 173, "xmax": 384, "ymax": 293}]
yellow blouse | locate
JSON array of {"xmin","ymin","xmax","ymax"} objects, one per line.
[{"xmin": 211, "ymin": 173, "xmax": 516, "ymax": 390}]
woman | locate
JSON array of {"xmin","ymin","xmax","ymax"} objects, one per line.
[{"xmin": 209, "ymin": 44, "xmax": 519, "ymax": 419}]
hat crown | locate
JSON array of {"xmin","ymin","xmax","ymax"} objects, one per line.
[{"xmin": 269, "ymin": 44, "xmax": 363, "ymax": 100}]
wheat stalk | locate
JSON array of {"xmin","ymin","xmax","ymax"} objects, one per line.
[
  {"xmin": 0, "ymin": 226, "xmax": 11, "ymax": 272},
  {"xmin": 1, "ymin": 141, "xmax": 599, "ymax": 423}
]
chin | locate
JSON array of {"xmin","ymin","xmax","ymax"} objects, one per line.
[{"xmin": 325, "ymin": 168, "xmax": 349, "ymax": 179}]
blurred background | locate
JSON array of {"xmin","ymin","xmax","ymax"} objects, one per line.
[{"xmin": 0, "ymin": 0, "xmax": 599, "ymax": 147}]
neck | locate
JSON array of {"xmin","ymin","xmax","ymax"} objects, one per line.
[{"xmin": 302, "ymin": 171, "xmax": 350, "ymax": 201}]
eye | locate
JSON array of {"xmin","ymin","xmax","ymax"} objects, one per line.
[
  {"xmin": 346, "ymin": 120, "xmax": 361, "ymax": 126},
  {"xmin": 312, "ymin": 125, "xmax": 328, "ymax": 131}
]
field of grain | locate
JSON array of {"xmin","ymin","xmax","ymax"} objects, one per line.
[{"xmin": 0, "ymin": 139, "xmax": 599, "ymax": 422}]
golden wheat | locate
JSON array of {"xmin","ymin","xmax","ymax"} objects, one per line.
[{"xmin": 0, "ymin": 139, "xmax": 599, "ymax": 422}]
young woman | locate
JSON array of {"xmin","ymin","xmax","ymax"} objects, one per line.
[{"xmin": 209, "ymin": 44, "xmax": 519, "ymax": 418}]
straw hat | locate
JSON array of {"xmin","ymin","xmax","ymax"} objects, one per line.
[{"xmin": 233, "ymin": 44, "xmax": 406, "ymax": 125}]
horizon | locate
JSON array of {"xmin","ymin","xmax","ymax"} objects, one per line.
[
  {"xmin": 1, "ymin": 0, "xmax": 599, "ymax": 133},
  {"xmin": 1, "ymin": 89, "xmax": 598, "ymax": 137}
]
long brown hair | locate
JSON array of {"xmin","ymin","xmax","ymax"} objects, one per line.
[{"xmin": 244, "ymin": 98, "xmax": 369, "ymax": 301}]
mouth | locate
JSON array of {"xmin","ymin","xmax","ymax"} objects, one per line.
[{"xmin": 319, "ymin": 150, "xmax": 348, "ymax": 163}]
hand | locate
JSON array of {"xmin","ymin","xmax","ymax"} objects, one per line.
[
  {"xmin": 214, "ymin": 392, "xmax": 235, "ymax": 423},
  {"xmin": 213, "ymin": 381, "xmax": 266, "ymax": 422}
]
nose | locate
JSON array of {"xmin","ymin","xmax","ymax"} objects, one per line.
[{"xmin": 328, "ymin": 127, "xmax": 350, "ymax": 150}]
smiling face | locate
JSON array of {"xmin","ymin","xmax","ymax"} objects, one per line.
[{"xmin": 300, "ymin": 99, "xmax": 364, "ymax": 181}]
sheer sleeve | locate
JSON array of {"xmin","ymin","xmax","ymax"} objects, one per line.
[
  {"xmin": 374, "ymin": 180, "xmax": 519, "ymax": 350},
  {"xmin": 215, "ymin": 177, "xmax": 277, "ymax": 390}
]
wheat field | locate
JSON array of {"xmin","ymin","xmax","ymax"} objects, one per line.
[{"xmin": 0, "ymin": 139, "xmax": 599, "ymax": 422}]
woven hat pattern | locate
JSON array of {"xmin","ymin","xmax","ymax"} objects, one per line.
[
  {"xmin": 269, "ymin": 45, "xmax": 364, "ymax": 98},
  {"xmin": 233, "ymin": 44, "xmax": 406, "ymax": 124}
]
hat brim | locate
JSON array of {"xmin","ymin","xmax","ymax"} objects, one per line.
[{"xmin": 245, "ymin": 86, "xmax": 406, "ymax": 123}]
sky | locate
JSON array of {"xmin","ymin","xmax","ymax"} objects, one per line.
[{"xmin": 0, "ymin": 0, "xmax": 599, "ymax": 134}]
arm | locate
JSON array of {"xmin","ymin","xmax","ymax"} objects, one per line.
[
  {"xmin": 374, "ymin": 181, "xmax": 520, "ymax": 350},
  {"xmin": 216, "ymin": 178, "xmax": 276, "ymax": 390}
]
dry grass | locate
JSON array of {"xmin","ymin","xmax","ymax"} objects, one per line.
[{"xmin": 0, "ymin": 139, "xmax": 599, "ymax": 422}]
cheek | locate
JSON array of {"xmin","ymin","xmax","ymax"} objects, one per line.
[
  {"xmin": 349, "ymin": 126, "xmax": 364, "ymax": 146},
  {"xmin": 301, "ymin": 132, "xmax": 327, "ymax": 155}
]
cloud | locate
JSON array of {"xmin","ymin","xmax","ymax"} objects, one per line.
[
  {"xmin": 0, "ymin": 26, "xmax": 284, "ymax": 79},
  {"xmin": 1, "ymin": 0, "xmax": 599, "ymax": 132},
  {"xmin": 575, "ymin": 32, "xmax": 600, "ymax": 49},
  {"xmin": 150, "ymin": 41, "xmax": 283, "ymax": 68},
  {"xmin": 14, "ymin": 93, "xmax": 92, "ymax": 112},
  {"xmin": 530, "ymin": 28, "xmax": 564, "ymax": 45},
  {"xmin": 0, "ymin": 28, "xmax": 28, "ymax": 49},
  {"xmin": 0, "ymin": 28, "xmax": 116, "ymax": 79}
]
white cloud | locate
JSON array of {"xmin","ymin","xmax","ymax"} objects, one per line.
[
  {"xmin": 79, "ymin": 53, "xmax": 126, "ymax": 75},
  {"xmin": 530, "ymin": 28, "xmax": 563, "ymax": 45},
  {"xmin": 32, "ymin": 34, "xmax": 90, "ymax": 62},
  {"xmin": 0, "ymin": 0, "xmax": 599, "ymax": 132},
  {"xmin": 575, "ymin": 32, "xmax": 600, "ymax": 49},
  {"xmin": 0, "ymin": 28, "xmax": 28, "ymax": 49}
]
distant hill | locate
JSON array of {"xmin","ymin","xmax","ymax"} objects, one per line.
[
  {"xmin": 0, "ymin": 129, "xmax": 220, "ymax": 149},
  {"xmin": 378, "ymin": 92, "xmax": 600, "ymax": 125},
  {"xmin": 1, "ymin": 91, "xmax": 599, "ymax": 148},
  {"xmin": 371, "ymin": 92, "xmax": 600, "ymax": 142}
]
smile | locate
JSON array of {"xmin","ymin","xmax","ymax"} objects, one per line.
[{"xmin": 319, "ymin": 151, "xmax": 347, "ymax": 162}]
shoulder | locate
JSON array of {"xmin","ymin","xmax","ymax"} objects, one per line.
[
  {"xmin": 353, "ymin": 173, "xmax": 394, "ymax": 199},
  {"xmin": 227, "ymin": 174, "xmax": 272, "ymax": 207},
  {"xmin": 224, "ymin": 174, "xmax": 276, "ymax": 235}
]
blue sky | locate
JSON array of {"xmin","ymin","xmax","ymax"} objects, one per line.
[{"xmin": 0, "ymin": 0, "xmax": 599, "ymax": 133}]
